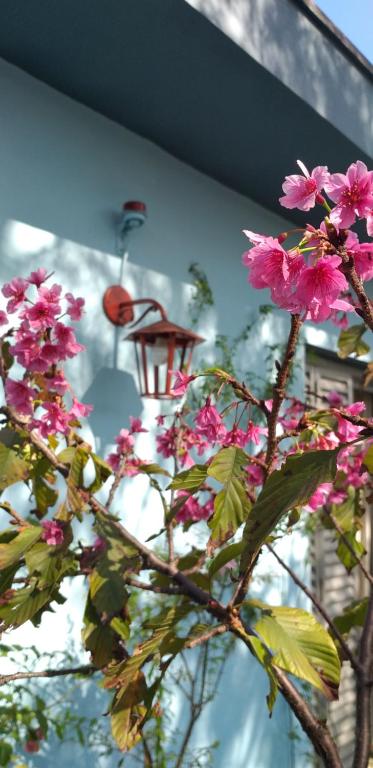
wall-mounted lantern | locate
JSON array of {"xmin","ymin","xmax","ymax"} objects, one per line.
[{"xmin": 103, "ymin": 285, "xmax": 204, "ymax": 399}]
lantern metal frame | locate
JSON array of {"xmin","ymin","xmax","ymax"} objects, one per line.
[{"xmin": 103, "ymin": 285, "xmax": 204, "ymax": 399}]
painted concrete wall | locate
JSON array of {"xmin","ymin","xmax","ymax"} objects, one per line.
[
  {"xmin": 187, "ymin": 0, "xmax": 373, "ymax": 160},
  {"xmin": 0, "ymin": 56, "xmax": 342, "ymax": 767}
]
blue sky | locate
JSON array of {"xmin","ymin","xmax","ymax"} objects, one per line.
[{"xmin": 316, "ymin": 0, "xmax": 372, "ymax": 62}]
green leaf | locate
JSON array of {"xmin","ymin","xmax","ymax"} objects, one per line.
[
  {"xmin": 104, "ymin": 605, "xmax": 190, "ymax": 691},
  {"xmin": 207, "ymin": 447, "xmax": 251, "ymax": 549},
  {"xmin": 254, "ymin": 605, "xmax": 340, "ymax": 699},
  {"xmin": 246, "ymin": 634, "xmax": 278, "ymax": 714},
  {"xmin": 0, "ymin": 526, "xmax": 42, "ymax": 570},
  {"xmin": 333, "ymin": 598, "xmax": 368, "ymax": 635},
  {"xmin": 338, "ymin": 323, "xmax": 369, "ymax": 359},
  {"xmin": 169, "ymin": 465, "xmax": 207, "ymax": 492},
  {"xmin": 209, "ymin": 541, "xmax": 244, "ymax": 578},
  {"xmin": 82, "ymin": 595, "xmax": 118, "ymax": 668},
  {"xmin": 25, "ymin": 543, "xmax": 77, "ymax": 588},
  {"xmin": 88, "ymin": 453, "xmax": 112, "ymax": 493},
  {"xmin": 336, "ymin": 531, "xmax": 366, "ymax": 572},
  {"xmin": 110, "ymin": 616, "xmax": 131, "ymax": 641},
  {"xmin": 0, "ymin": 444, "xmax": 29, "ymax": 492},
  {"xmin": 0, "ymin": 741, "xmax": 12, "ymax": 765},
  {"xmin": 0, "ymin": 427, "xmax": 25, "ymax": 449},
  {"xmin": 240, "ymin": 449, "xmax": 338, "ymax": 575},
  {"xmin": 33, "ymin": 477, "xmax": 58, "ymax": 517},
  {"xmin": 0, "ymin": 585, "xmax": 53, "ymax": 629},
  {"xmin": 110, "ymin": 675, "xmax": 147, "ymax": 751},
  {"xmin": 90, "ymin": 565, "xmax": 129, "ymax": 616},
  {"xmin": 67, "ymin": 447, "xmax": 90, "ymax": 513},
  {"xmin": 138, "ymin": 463, "xmax": 171, "ymax": 477},
  {"xmin": 363, "ymin": 445, "xmax": 373, "ymax": 473}
]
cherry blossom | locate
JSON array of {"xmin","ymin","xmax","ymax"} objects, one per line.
[
  {"xmin": 195, "ymin": 398, "xmax": 227, "ymax": 443},
  {"xmin": 325, "ymin": 160, "xmax": 373, "ymax": 229},
  {"xmin": 41, "ymin": 520, "xmax": 64, "ymax": 546},
  {"xmin": 2, "ymin": 277, "xmax": 28, "ymax": 313},
  {"xmin": 65, "ymin": 292, "xmax": 85, "ymax": 321},
  {"xmin": 5, "ymin": 378, "xmax": 37, "ymax": 416},
  {"xmin": 170, "ymin": 370, "xmax": 196, "ymax": 397},
  {"xmin": 279, "ymin": 161, "xmax": 329, "ymax": 211}
]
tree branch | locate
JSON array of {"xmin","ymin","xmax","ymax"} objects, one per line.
[
  {"xmin": 0, "ymin": 664, "xmax": 95, "ymax": 686},
  {"xmin": 231, "ymin": 616, "xmax": 343, "ymax": 768},
  {"xmin": 352, "ymin": 586, "xmax": 373, "ymax": 768},
  {"xmin": 265, "ymin": 314, "xmax": 302, "ymax": 472}
]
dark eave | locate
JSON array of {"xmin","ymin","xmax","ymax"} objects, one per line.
[{"xmin": 0, "ymin": 0, "xmax": 371, "ymax": 225}]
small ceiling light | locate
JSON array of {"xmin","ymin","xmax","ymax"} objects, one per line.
[
  {"xmin": 103, "ymin": 285, "xmax": 205, "ymax": 399},
  {"xmin": 117, "ymin": 201, "xmax": 147, "ymax": 255}
]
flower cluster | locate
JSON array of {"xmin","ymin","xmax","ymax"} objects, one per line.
[
  {"xmin": 242, "ymin": 160, "xmax": 373, "ymax": 324},
  {"xmin": 106, "ymin": 417, "xmax": 148, "ymax": 476},
  {"xmin": 0, "ymin": 270, "xmax": 91, "ymax": 437},
  {"xmin": 175, "ymin": 491, "xmax": 213, "ymax": 524}
]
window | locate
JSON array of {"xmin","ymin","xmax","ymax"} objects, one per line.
[{"xmin": 306, "ymin": 346, "xmax": 373, "ymax": 767}]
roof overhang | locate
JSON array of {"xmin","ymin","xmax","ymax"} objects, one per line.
[{"xmin": 0, "ymin": 0, "xmax": 371, "ymax": 223}]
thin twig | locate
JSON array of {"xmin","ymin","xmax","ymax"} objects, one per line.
[
  {"xmin": 352, "ymin": 586, "xmax": 373, "ymax": 768},
  {"xmin": 326, "ymin": 510, "xmax": 373, "ymax": 586},
  {"xmin": 124, "ymin": 576, "xmax": 186, "ymax": 596},
  {"xmin": 0, "ymin": 664, "xmax": 95, "ymax": 686},
  {"xmin": 341, "ymin": 249, "xmax": 373, "ymax": 332}
]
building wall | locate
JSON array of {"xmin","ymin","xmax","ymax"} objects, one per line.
[
  {"xmin": 187, "ymin": 0, "xmax": 373, "ymax": 159},
  {"xmin": 0, "ymin": 56, "xmax": 342, "ymax": 767}
]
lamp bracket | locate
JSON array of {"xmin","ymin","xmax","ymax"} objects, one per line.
[{"xmin": 103, "ymin": 285, "xmax": 167, "ymax": 327}]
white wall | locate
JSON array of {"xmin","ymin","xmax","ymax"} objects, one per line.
[{"xmin": 0, "ymin": 57, "xmax": 314, "ymax": 767}]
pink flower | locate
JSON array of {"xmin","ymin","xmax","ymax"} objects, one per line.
[
  {"xmin": 367, "ymin": 210, "xmax": 373, "ymax": 237},
  {"xmin": 107, "ymin": 452, "xmax": 121, "ymax": 471},
  {"xmin": 195, "ymin": 398, "xmax": 226, "ymax": 443},
  {"xmin": 2, "ymin": 277, "xmax": 28, "ymax": 313},
  {"xmin": 69, "ymin": 397, "xmax": 93, "ymax": 420},
  {"xmin": 10, "ymin": 329, "xmax": 41, "ymax": 368},
  {"xmin": 37, "ymin": 402, "xmax": 71, "ymax": 436},
  {"xmin": 129, "ymin": 416, "xmax": 147, "ymax": 433},
  {"xmin": 65, "ymin": 292, "xmax": 85, "ymax": 321},
  {"xmin": 279, "ymin": 161, "xmax": 329, "ymax": 211},
  {"xmin": 115, "ymin": 428, "xmax": 135, "ymax": 453},
  {"xmin": 175, "ymin": 491, "xmax": 210, "ymax": 524},
  {"xmin": 41, "ymin": 520, "xmax": 64, "ymax": 546},
  {"xmin": 38, "ymin": 283, "xmax": 62, "ymax": 305},
  {"xmin": 294, "ymin": 256, "xmax": 348, "ymax": 322},
  {"xmin": 27, "ymin": 268, "xmax": 48, "ymax": 287},
  {"xmin": 54, "ymin": 322, "xmax": 85, "ymax": 359},
  {"xmin": 327, "ymin": 390, "xmax": 343, "ymax": 408},
  {"xmin": 223, "ymin": 425, "xmax": 248, "ymax": 448},
  {"xmin": 5, "ymin": 378, "xmax": 37, "ymax": 416},
  {"xmin": 23, "ymin": 299, "xmax": 60, "ymax": 330},
  {"xmin": 25, "ymin": 740, "xmax": 40, "ymax": 754},
  {"xmin": 0, "ymin": 311, "xmax": 7, "ymax": 326},
  {"xmin": 325, "ymin": 161, "xmax": 373, "ymax": 229},
  {"xmin": 170, "ymin": 370, "xmax": 196, "ymax": 397},
  {"xmin": 246, "ymin": 463, "xmax": 264, "ymax": 486},
  {"xmin": 246, "ymin": 421, "xmax": 268, "ymax": 445},
  {"xmin": 93, "ymin": 536, "xmax": 106, "ymax": 553},
  {"xmin": 242, "ymin": 235, "xmax": 290, "ymax": 289},
  {"xmin": 345, "ymin": 401, "xmax": 365, "ymax": 416},
  {"xmin": 335, "ymin": 416, "xmax": 363, "ymax": 442},
  {"xmin": 305, "ymin": 482, "xmax": 333, "ymax": 511},
  {"xmin": 45, "ymin": 372, "xmax": 69, "ymax": 395}
]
